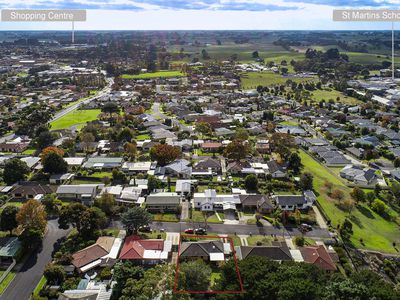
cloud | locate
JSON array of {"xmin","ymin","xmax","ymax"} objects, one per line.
[
  {"xmin": 283, "ymin": 0, "xmax": 399, "ymax": 7},
  {"xmin": 1, "ymin": 0, "xmax": 299, "ymax": 12}
]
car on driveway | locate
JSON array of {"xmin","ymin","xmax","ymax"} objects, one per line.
[
  {"xmin": 299, "ymin": 223, "xmax": 313, "ymax": 232},
  {"xmin": 184, "ymin": 228, "xmax": 194, "ymax": 234}
]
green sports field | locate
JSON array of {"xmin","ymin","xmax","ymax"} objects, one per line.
[{"xmin": 50, "ymin": 109, "xmax": 101, "ymax": 131}]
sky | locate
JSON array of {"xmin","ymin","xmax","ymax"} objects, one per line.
[{"xmin": 0, "ymin": 0, "xmax": 400, "ymax": 30}]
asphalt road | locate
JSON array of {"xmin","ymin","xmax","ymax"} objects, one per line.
[
  {"xmin": 152, "ymin": 102, "xmax": 192, "ymax": 132},
  {"xmin": 0, "ymin": 219, "xmax": 70, "ymax": 300},
  {"xmin": 111, "ymin": 220, "xmax": 332, "ymax": 239}
]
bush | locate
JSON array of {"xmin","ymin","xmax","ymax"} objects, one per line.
[
  {"xmin": 100, "ymin": 266, "xmax": 112, "ymax": 280},
  {"xmin": 371, "ymin": 199, "xmax": 388, "ymax": 215},
  {"xmin": 294, "ymin": 236, "xmax": 305, "ymax": 247}
]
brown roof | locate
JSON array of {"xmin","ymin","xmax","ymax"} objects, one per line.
[
  {"xmin": 72, "ymin": 237, "xmax": 114, "ymax": 269},
  {"xmin": 12, "ymin": 182, "xmax": 56, "ymax": 196},
  {"xmin": 300, "ymin": 245, "xmax": 337, "ymax": 271}
]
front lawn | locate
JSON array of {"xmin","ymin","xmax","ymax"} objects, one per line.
[
  {"xmin": 191, "ymin": 210, "xmax": 223, "ymax": 224},
  {"xmin": 247, "ymin": 235, "xmax": 275, "ymax": 246},
  {"xmin": 50, "ymin": 109, "xmax": 101, "ymax": 131},
  {"xmin": 299, "ymin": 149, "xmax": 400, "ymax": 253},
  {"xmin": 0, "ymin": 272, "xmax": 15, "ymax": 295},
  {"xmin": 33, "ymin": 276, "xmax": 47, "ymax": 296},
  {"xmin": 153, "ymin": 213, "xmax": 180, "ymax": 222}
]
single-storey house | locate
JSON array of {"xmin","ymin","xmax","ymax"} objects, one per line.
[
  {"xmin": 145, "ymin": 192, "xmax": 181, "ymax": 212},
  {"xmin": 235, "ymin": 242, "xmax": 292, "ymax": 261},
  {"xmin": 56, "ymin": 184, "xmax": 104, "ymax": 205}
]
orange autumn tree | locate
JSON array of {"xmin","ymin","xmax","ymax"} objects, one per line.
[{"xmin": 16, "ymin": 199, "xmax": 47, "ymax": 234}]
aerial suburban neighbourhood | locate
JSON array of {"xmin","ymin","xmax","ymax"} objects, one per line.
[{"xmin": 0, "ymin": 1, "xmax": 399, "ymax": 300}]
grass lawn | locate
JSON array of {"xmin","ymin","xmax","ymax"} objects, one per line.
[
  {"xmin": 240, "ymin": 71, "xmax": 314, "ymax": 89},
  {"xmin": 210, "ymin": 272, "xmax": 222, "ymax": 287},
  {"xmin": 299, "ymin": 149, "xmax": 400, "ymax": 253},
  {"xmin": 33, "ymin": 276, "xmax": 47, "ymax": 296},
  {"xmin": 0, "ymin": 272, "xmax": 15, "ymax": 295},
  {"xmin": 191, "ymin": 210, "xmax": 223, "ymax": 224},
  {"xmin": 22, "ymin": 149, "xmax": 36, "ymax": 155},
  {"xmin": 247, "ymin": 235, "xmax": 275, "ymax": 246},
  {"xmin": 121, "ymin": 71, "xmax": 184, "ymax": 79},
  {"xmin": 279, "ymin": 120, "xmax": 298, "ymax": 126},
  {"xmin": 50, "ymin": 109, "xmax": 101, "ymax": 131},
  {"xmin": 345, "ymin": 52, "xmax": 400, "ymax": 65},
  {"xmin": 136, "ymin": 134, "xmax": 151, "ymax": 141},
  {"xmin": 90, "ymin": 172, "xmax": 113, "ymax": 178},
  {"xmin": 153, "ymin": 213, "xmax": 180, "ymax": 222},
  {"xmin": 142, "ymin": 231, "xmax": 167, "ymax": 240},
  {"xmin": 309, "ymin": 89, "xmax": 361, "ymax": 105}
]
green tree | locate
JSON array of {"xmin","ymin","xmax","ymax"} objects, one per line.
[
  {"xmin": 178, "ymin": 259, "xmax": 211, "ymax": 291},
  {"xmin": 16, "ymin": 199, "xmax": 47, "ymax": 233},
  {"xmin": 244, "ymin": 174, "xmax": 258, "ymax": 191},
  {"xmin": 3, "ymin": 158, "xmax": 30, "ymax": 184},
  {"xmin": 147, "ymin": 175, "xmax": 163, "ymax": 192},
  {"xmin": 121, "ymin": 207, "xmax": 153, "ymax": 235},
  {"xmin": 299, "ymin": 172, "xmax": 313, "ymax": 190},
  {"xmin": 340, "ymin": 218, "xmax": 353, "ymax": 240},
  {"xmin": 371, "ymin": 199, "xmax": 388, "ymax": 215},
  {"xmin": 58, "ymin": 203, "xmax": 106, "ymax": 238},
  {"xmin": 223, "ymin": 139, "xmax": 249, "ymax": 160},
  {"xmin": 288, "ymin": 152, "xmax": 301, "ymax": 174},
  {"xmin": 235, "ymin": 128, "xmax": 249, "ymax": 141},
  {"xmin": 19, "ymin": 228, "xmax": 43, "ymax": 249},
  {"xmin": 394, "ymin": 157, "xmax": 400, "ymax": 168},
  {"xmin": 113, "ymin": 261, "xmax": 144, "ymax": 296},
  {"xmin": 94, "ymin": 191, "xmax": 115, "ymax": 217},
  {"xmin": 350, "ymin": 187, "xmax": 365, "ymax": 204},
  {"xmin": 195, "ymin": 122, "xmax": 212, "ymax": 136},
  {"xmin": 149, "ymin": 144, "xmax": 181, "ymax": 166},
  {"xmin": 42, "ymin": 151, "xmax": 68, "ymax": 174},
  {"xmin": 0, "ymin": 205, "xmax": 19, "ymax": 234},
  {"xmin": 44, "ymin": 263, "xmax": 66, "ymax": 285}
]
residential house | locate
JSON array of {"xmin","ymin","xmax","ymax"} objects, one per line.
[
  {"xmin": 83, "ymin": 157, "xmax": 123, "ymax": 170},
  {"xmin": 164, "ymin": 159, "xmax": 192, "ymax": 179},
  {"xmin": 239, "ymin": 194, "xmax": 273, "ymax": 213},
  {"xmin": 235, "ymin": 242, "xmax": 292, "ymax": 261},
  {"xmin": 256, "ymin": 139, "xmax": 270, "ymax": 154},
  {"xmin": 272, "ymin": 191, "xmax": 315, "ymax": 211},
  {"xmin": 226, "ymin": 161, "xmax": 251, "ymax": 175},
  {"xmin": 193, "ymin": 157, "xmax": 222, "ymax": 174},
  {"xmin": 64, "ymin": 157, "xmax": 86, "ymax": 168},
  {"xmin": 145, "ymin": 192, "xmax": 181, "ymax": 212},
  {"xmin": 11, "ymin": 182, "xmax": 56, "ymax": 200},
  {"xmin": 193, "ymin": 189, "xmax": 240, "ymax": 211},
  {"xmin": 180, "ymin": 240, "xmax": 231, "ymax": 262},
  {"xmin": 175, "ymin": 180, "xmax": 193, "ymax": 197},
  {"xmin": 49, "ymin": 173, "xmax": 75, "ymax": 184},
  {"xmin": 56, "ymin": 184, "xmax": 104, "ymax": 205},
  {"xmin": 71, "ymin": 236, "xmax": 122, "ymax": 273},
  {"xmin": 119, "ymin": 235, "xmax": 172, "ymax": 264},
  {"xmin": 122, "ymin": 161, "xmax": 152, "ymax": 175},
  {"xmin": 299, "ymin": 245, "xmax": 337, "ymax": 271},
  {"xmin": 200, "ymin": 142, "xmax": 223, "ymax": 153},
  {"xmin": 340, "ymin": 165, "xmax": 377, "ymax": 186},
  {"xmin": 0, "ymin": 237, "xmax": 22, "ymax": 263},
  {"xmin": 266, "ymin": 160, "xmax": 287, "ymax": 178},
  {"xmin": 59, "ymin": 280, "xmax": 112, "ymax": 300}
]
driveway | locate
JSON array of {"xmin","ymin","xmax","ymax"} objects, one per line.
[
  {"xmin": 180, "ymin": 201, "xmax": 190, "ymax": 221},
  {"xmin": 0, "ymin": 219, "xmax": 70, "ymax": 300}
]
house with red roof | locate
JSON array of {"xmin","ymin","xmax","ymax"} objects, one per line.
[
  {"xmin": 299, "ymin": 245, "xmax": 337, "ymax": 272},
  {"xmin": 119, "ymin": 235, "xmax": 172, "ymax": 265}
]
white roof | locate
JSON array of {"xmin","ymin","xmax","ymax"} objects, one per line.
[
  {"xmin": 80, "ymin": 259, "xmax": 102, "ymax": 272},
  {"xmin": 64, "ymin": 157, "xmax": 85, "ymax": 166},
  {"xmin": 104, "ymin": 238, "xmax": 122, "ymax": 259},
  {"xmin": 290, "ymin": 249, "xmax": 304, "ymax": 262},
  {"xmin": 210, "ymin": 253, "xmax": 225, "ymax": 261}
]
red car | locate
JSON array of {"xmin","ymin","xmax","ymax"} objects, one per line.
[{"xmin": 184, "ymin": 228, "xmax": 194, "ymax": 234}]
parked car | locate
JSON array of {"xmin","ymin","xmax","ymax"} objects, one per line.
[
  {"xmin": 139, "ymin": 225, "xmax": 151, "ymax": 232},
  {"xmin": 184, "ymin": 228, "xmax": 194, "ymax": 234},
  {"xmin": 299, "ymin": 223, "xmax": 312, "ymax": 232},
  {"xmin": 194, "ymin": 228, "xmax": 207, "ymax": 235}
]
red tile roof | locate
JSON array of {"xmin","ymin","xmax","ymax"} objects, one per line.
[
  {"xmin": 300, "ymin": 245, "xmax": 337, "ymax": 271},
  {"xmin": 119, "ymin": 235, "xmax": 164, "ymax": 260}
]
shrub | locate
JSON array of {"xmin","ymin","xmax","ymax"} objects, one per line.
[
  {"xmin": 100, "ymin": 266, "xmax": 112, "ymax": 280},
  {"xmin": 294, "ymin": 236, "xmax": 305, "ymax": 247}
]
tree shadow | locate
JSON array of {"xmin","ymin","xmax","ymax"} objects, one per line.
[
  {"xmin": 357, "ymin": 205, "xmax": 375, "ymax": 219},
  {"xmin": 349, "ymin": 215, "xmax": 363, "ymax": 229}
]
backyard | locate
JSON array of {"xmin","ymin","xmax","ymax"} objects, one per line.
[{"xmin": 299, "ymin": 149, "xmax": 400, "ymax": 253}]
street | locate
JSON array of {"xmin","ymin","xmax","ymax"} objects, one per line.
[
  {"xmin": 0, "ymin": 220, "xmax": 70, "ymax": 300},
  {"xmin": 111, "ymin": 220, "xmax": 332, "ymax": 239}
]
